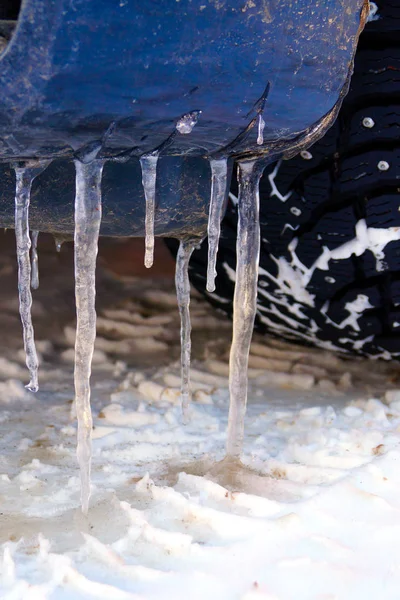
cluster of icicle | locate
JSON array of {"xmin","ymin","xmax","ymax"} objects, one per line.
[{"xmin": 13, "ymin": 122, "xmax": 266, "ymax": 513}]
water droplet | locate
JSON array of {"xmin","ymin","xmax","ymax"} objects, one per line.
[
  {"xmin": 54, "ymin": 237, "xmax": 63, "ymax": 253},
  {"xmin": 176, "ymin": 110, "xmax": 201, "ymax": 134},
  {"xmin": 256, "ymin": 114, "xmax": 265, "ymax": 146}
]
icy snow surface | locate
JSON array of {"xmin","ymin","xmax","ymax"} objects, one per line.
[{"xmin": 1, "ymin": 237, "xmax": 400, "ymax": 599}]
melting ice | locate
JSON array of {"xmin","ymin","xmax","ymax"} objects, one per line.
[
  {"xmin": 14, "ymin": 162, "xmax": 49, "ymax": 392},
  {"xmin": 10, "ymin": 145, "xmax": 267, "ymax": 509},
  {"xmin": 74, "ymin": 158, "xmax": 104, "ymax": 514},
  {"xmin": 140, "ymin": 154, "xmax": 158, "ymax": 269},
  {"xmin": 175, "ymin": 240, "xmax": 196, "ymax": 422},
  {"xmin": 176, "ymin": 111, "xmax": 201, "ymax": 134},
  {"xmin": 226, "ymin": 160, "xmax": 264, "ymax": 457},
  {"xmin": 257, "ymin": 114, "xmax": 265, "ymax": 146},
  {"xmin": 31, "ymin": 230, "xmax": 39, "ymax": 290},
  {"xmin": 206, "ymin": 158, "xmax": 228, "ymax": 293}
]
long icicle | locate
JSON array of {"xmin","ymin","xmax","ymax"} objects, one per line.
[
  {"xmin": 140, "ymin": 154, "xmax": 158, "ymax": 269},
  {"xmin": 226, "ymin": 159, "xmax": 264, "ymax": 457},
  {"xmin": 74, "ymin": 158, "xmax": 104, "ymax": 514},
  {"xmin": 206, "ymin": 158, "xmax": 228, "ymax": 293},
  {"xmin": 14, "ymin": 163, "xmax": 49, "ymax": 392},
  {"xmin": 31, "ymin": 230, "xmax": 39, "ymax": 290},
  {"xmin": 175, "ymin": 239, "xmax": 196, "ymax": 423}
]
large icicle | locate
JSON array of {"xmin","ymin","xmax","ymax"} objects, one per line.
[
  {"xmin": 31, "ymin": 230, "xmax": 39, "ymax": 290},
  {"xmin": 74, "ymin": 158, "xmax": 104, "ymax": 514},
  {"xmin": 226, "ymin": 160, "xmax": 264, "ymax": 457},
  {"xmin": 206, "ymin": 158, "xmax": 228, "ymax": 293},
  {"xmin": 139, "ymin": 154, "xmax": 158, "ymax": 269},
  {"xmin": 175, "ymin": 239, "xmax": 196, "ymax": 423},
  {"xmin": 14, "ymin": 162, "xmax": 49, "ymax": 392}
]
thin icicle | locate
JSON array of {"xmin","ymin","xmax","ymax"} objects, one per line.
[
  {"xmin": 226, "ymin": 160, "xmax": 264, "ymax": 457},
  {"xmin": 74, "ymin": 158, "xmax": 104, "ymax": 514},
  {"xmin": 175, "ymin": 239, "xmax": 196, "ymax": 423},
  {"xmin": 31, "ymin": 230, "xmax": 39, "ymax": 290},
  {"xmin": 14, "ymin": 162, "xmax": 49, "ymax": 392},
  {"xmin": 140, "ymin": 154, "xmax": 158, "ymax": 269},
  {"xmin": 206, "ymin": 158, "xmax": 228, "ymax": 293},
  {"xmin": 257, "ymin": 114, "xmax": 265, "ymax": 146}
]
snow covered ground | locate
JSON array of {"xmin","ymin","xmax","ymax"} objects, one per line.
[{"xmin": 1, "ymin": 235, "xmax": 400, "ymax": 599}]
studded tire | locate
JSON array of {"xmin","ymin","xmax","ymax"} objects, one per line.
[{"xmin": 178, "ymin": 1, "xmax": 400, "ymax": 359}]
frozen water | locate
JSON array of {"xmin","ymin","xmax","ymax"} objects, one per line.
[
  {"xmin": 226, "ymin": 160, "xmax": 264, "ymax": 457},
  {"xmin": 206, "ymin": 158, "xmax": 228, "ymax": 293},
  {"xmin": 140, "ymin": 154, "xmax": 158, "ymax": 269},
  {"xmin": 176, "ymin": 110, "xmax": 201, "ymax": 134},
  {"xmin": 30, "ymin": 230, "xmax": 39, "ymax": 290},
  {"xmin": 54, "ymin": 237, "xmax": 63, "ymax": 253},
  {"xmin": 14, "ymin": 168, "xmax": 38, "ymax": 392},
  {"xmin": 74, "ymin": 158, "xmax": 104, "ymax": 514},
  {"xmin": 175, "ymin": 239, "xmax": 196, "ymax": 422},
  {"xmin": 257, "ymin": 114, "xmax": 265, "ymax": 145},
  {"xmin": 14, "ymin": 162, "xmax": 49, "ymax": 392}
]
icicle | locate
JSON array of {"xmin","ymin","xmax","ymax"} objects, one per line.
[
  {"xmin": 139, "ymin": 154, "xmax": 158, "ymax": 269},
  {"xmin": 257, "ymin": 114, "xmax": 265, "ymax": 146},
  {"xmin": 74, "ymin": 158, "xmax": 104, "ymax": 514},
  {"xmin": 206, "ymin": 158, "xmax": 228, "ymax": 293},
  {"xmin": 175, "ymin": 239, "xmax": 196, "ymax": 423},
  {"xmin": 226, "ymin": 160, "xmax": 264, "ymax": 458},
  {"xmin": 14, "ymin": 162, "xmax": 49, "ymax": 392},
  {"xmin": 31, "ymin": 230, "xmax": 39, "ymax": 290}
]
